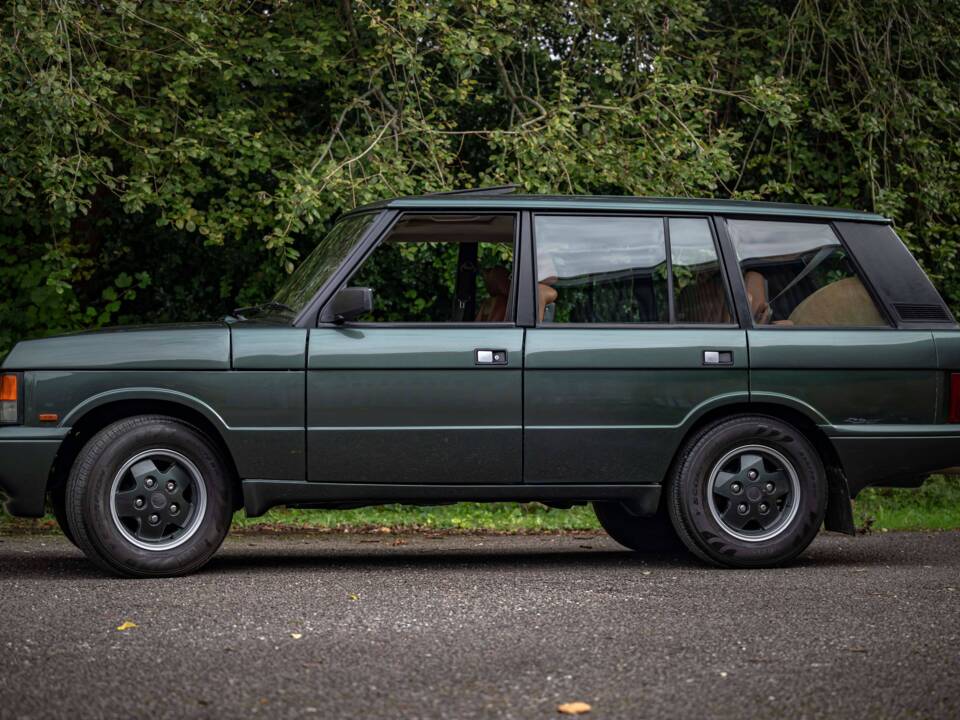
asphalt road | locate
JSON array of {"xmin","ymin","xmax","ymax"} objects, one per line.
[{"xmin": 1, "ymin": 530, "xmax": 958, "ymax": 720}]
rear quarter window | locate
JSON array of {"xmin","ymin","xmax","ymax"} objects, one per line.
[{"xmin": 726, "ymin": 219, "xmax": 888, "ymax": 328}]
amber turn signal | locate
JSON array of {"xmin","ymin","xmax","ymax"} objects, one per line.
[
  {"xmin": 0, "ymin": 374, "xmax": 18, "ymax": 425},
  {"xmin": 0, "ymin": 374, "xmax": 16, "ymax": 402}
]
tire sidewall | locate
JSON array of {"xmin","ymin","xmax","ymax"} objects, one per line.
[
  {"xmin": 69, "ymin": 417, "xmax": 232, "ymax": 577},
  {"xmin": 672, "ymin": 416, "xmax": 827, "ymax": 567}
]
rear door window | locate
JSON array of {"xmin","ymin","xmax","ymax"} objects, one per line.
[
  {"xmin": 726, "ymin": 219, "xmax": 888, "ymax": 327},
  {"xmin": 533, "ymin": 215, "xmax": 732, "ymax": 324}
]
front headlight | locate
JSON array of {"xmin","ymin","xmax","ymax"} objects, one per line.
[{"xmin": 0, "ymin": 374, "xmax": 21, "ymax": 424}]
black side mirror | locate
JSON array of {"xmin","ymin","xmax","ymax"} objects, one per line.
[{"xmin": 321, "ymin": 287, "xmax": 373, "ymax": 324}]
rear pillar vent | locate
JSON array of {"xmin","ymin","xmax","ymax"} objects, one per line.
[{"xmin": 893, "ymin": 303, "xmax": 953, "ymax": 323}]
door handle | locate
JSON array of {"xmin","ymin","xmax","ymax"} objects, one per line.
[
  {"xmin": 703, "ymin": 350, "xmax": 734, "ymax": 366},
  {"xmin": 476, "ymin": 349, "xmax": 508, "ymax": 365}
]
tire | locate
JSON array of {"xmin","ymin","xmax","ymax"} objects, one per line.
[
  {"xmin": 593, "ymin": 502, "xmax": 686, "ymax": 554},
  {"xmin": 50, "ymin": 484, "xmax": 77, "ymax": 547},
  {"xmin": 667, "ymin": 414, "xmax": 827, "ymax": 568},
  {"xmin": 65, "ymin": 415, "xmax": 233, "ymax": 578}
]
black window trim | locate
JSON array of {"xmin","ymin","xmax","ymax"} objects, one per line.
[
  {"xmin": 529, "ymin": 210, "xmax": 738, "ymax": 329},
  {"xmin": 309, "ymin": 209, "xmax": 523, "ymax": 329},
  {"xmin": 718, "ymin": 213, "xmax": 897, "ymax": 331}
]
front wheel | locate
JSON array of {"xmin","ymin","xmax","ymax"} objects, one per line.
[
  {"xmin": 667, "ymin": 415, "xmax": 827, "ymax": 568},
  {"xmin": 65, "ymin": 415, "xmax": 233, "ymax": 577}
]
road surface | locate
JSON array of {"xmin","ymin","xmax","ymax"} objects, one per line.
[{"xmin": 0, "ymin": 530, "xmax": 958, "ymax": 719}]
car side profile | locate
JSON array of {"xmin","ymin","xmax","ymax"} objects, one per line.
[{"xmin": 2, "ymin": 189, "xmax": 958, "ymax": 577}]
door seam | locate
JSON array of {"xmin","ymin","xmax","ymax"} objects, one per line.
[{"xmin": 521, "ymin": 327, "xmax": 526, "ymax": 484}]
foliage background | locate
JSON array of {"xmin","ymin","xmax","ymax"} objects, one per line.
[{"xmin": 2, "ymin": 0, "xmax": 959, "ymax": 355}]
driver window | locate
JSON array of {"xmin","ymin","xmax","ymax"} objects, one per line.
[
  {"xmin": 726, "ymin": 219, "xmax": 887, "ymax": 327},
  {"xmin": 349, "ymin": 214, "xmax": 515, "ymax": 323}
]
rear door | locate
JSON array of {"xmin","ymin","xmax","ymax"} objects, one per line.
[
  {"xmin": 523, "ymin": 213, "xmax": 748, "ymax": 485},
  {"xmin": 307, "ymin": 212, "xmax": 524, "ymax": 485}
]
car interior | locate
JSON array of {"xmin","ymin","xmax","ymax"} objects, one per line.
[{"xmin": 741, "ymin": 250, "xmax": 886, "ymax": 327}]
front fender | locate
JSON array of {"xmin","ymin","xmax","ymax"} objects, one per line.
[{"xmin": 58, "ymin": 387, "xmax": 230, "ymax": 434}]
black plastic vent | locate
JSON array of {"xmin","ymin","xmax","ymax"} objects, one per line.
[{"xmin": 893, "ymin": 303, "xmax": 953, "ymax": 322}]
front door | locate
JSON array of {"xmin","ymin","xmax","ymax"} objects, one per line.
[
  {"xmin": 523, "ymin": 213, "xmax": 748, "ymax": 485},
  {"xmin": 307, "ymin": 212, "xmax": 523, "ymax": 485}
]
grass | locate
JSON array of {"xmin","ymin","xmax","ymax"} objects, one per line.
[
  {"xmin": 850, "ymin": 474, "xmax": 960, "ymax": 531},
  {"xmin": 3, "ymin": 475, "xmax": 959, "ymax": 535},
  {"xmin": 230, "ymin": 502, "xmax": 601, "ymax": 534}
]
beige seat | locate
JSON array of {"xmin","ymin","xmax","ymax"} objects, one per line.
[
  {"xmin": 675, "ymin": 273, "xmax": 732, "ymax": 324},
  {"xmin": 787, "ymin": 276, "xmax": 886, "ymax": 326},
  {"xmin": 743, "ymin": 270, "xmax": 771, "ymax": 324},
  {"xmin": 476, "ymin": 266, "xmax": 510, "ymax": 322}
]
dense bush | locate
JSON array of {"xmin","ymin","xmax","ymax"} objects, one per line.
[{"xmin": 2, "ymin": 1, "xmax": 958, "ymax": 355}]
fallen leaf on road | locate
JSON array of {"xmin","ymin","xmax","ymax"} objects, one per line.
[
  {"xmin": 377, "ymin": 526, "xmax": 392, "ymax": 534},
  {"xmin": 116, "ymin": 621, "xmax": 137, "ymax": 632},
  {"xmin": 348, "ymin": 593, "xmax": 360, "ymax": 601},
  {"xmin": 290, "ymin": 633, "xmax": 303, "ymax": 640},
  {"xmin": 392, "ymin": 538, "xmax": 408, "ymax": 546},
  {"xmin": 557, "ymin": 701, "xmax": 591, "ymax": 715}
]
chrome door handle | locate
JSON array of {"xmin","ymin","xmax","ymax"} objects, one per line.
[
  {"xmin": 703, "ymin": 350, "xmax": 733, "ymax": 365},
  {"xmin": 476, "ymin": 349, "xmax": 508, "ymax": 365}
]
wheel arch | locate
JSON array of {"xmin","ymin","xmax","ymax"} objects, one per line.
[
  {"xmin": 673, "ymin": 400, "xmax": 855, "ymax": 534},
  {"xmin": 48, "ymin": 395, "xmax": 242, "ymax": 509}
]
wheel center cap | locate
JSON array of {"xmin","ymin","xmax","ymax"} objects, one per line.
[
  {"xmin": 150, "ymin": 493, "xmax": 167, "ymax": 509},
  {"xmin": 746, "ymin": 486, "xmax": 762, "ymax": 502}
]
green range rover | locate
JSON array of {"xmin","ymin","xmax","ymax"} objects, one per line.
[{"xmin": 2, "ymin": 189, "xmax": 958, "ymax": 577}]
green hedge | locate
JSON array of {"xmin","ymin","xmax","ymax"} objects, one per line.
[{"xmin": 2, "ymin": 1, "xmax": 959, "ymax": 355}]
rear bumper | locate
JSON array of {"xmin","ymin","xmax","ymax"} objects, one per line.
[
  {"xmin": 0, "ymin": 427, "xmax": 67, "ymax": 517},
  {"xmin": 829, "ymin": 427, "xmax": 960, "ymax": 496}
]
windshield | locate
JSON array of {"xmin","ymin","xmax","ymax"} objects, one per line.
[{"xmin": 273, "ymin": 212, "xmax": 377, "ymax": 315}]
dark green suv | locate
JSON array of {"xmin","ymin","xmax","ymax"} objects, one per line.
[{"xmin": 3, "ymin": 190, "xmax": 958, "ymax": 577}]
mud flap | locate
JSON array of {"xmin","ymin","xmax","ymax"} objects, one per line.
[{"xmin": 824, "ymin": 467, "xmax": 855, "ymax": 535}]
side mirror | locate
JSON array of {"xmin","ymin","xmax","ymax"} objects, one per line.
[{"xmin": 320, "ymin": 287, "xmax": 373, "ymax": 324}]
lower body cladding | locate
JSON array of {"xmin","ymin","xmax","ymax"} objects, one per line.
[{"xmin": 240, "ymin": 480, "xmax": 662, "ymax": 518}]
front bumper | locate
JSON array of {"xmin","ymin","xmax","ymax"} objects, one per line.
[{"xmin": 0, "ymin": 427, "xmax": 68, "ymax": 517}]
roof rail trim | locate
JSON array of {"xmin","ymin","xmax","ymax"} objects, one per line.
[{"xmin": 424, "ymin": 185, "xmax": 519, "ymax": 197}]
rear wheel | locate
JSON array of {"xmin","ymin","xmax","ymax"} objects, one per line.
[
  {"xmin": 667, "ymin": 415, "xmax": 827, "ymax": 568},
  {"xmin": 593, "ymin": 502, "xmax": 685, "ymax": 554},
  {"xmin": 65, "ymin": 415, "xmax": 233, "ymax": 577}
]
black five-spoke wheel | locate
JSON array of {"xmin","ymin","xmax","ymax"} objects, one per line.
[
  {"xmin": 111, "ymin": 450, "xmax": 207, "ymax": 550},
  {"xmin": 706, "ymin": 445, "xmax": 800, "ymax": 542},
  {"xmin": 668, "ymin": 414, "xmax": 827, "ymax": 568},
  {"xmin": 66, "ymin": 415, "xmax": 232, "ymax": 577}
]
